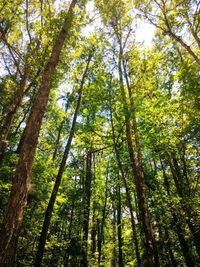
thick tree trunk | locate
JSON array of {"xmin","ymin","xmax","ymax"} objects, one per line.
[
  {"xmin": 0, "ymin": 2, "xmax": 78, "ymax": 266},
  {"xmin": 34, "ymin": 55, "xmax": 91, "ymax": 267}
]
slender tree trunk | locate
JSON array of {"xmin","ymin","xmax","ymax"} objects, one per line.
[
  {"xmin": 148, "ymin": 3, "xmax": 199, "ymax": 64},
  {"xmin": 117, "ymin": 184, "xmax": 124, "ymax": 267},
  {"xmin": 34, "ymin": 55, "xmax": 91, "ymax": 267},
  {"xmin": 160, "ymin": 158, "xmax": 195, "ymax": 267},
  {"xmin": 98, "ymin": 166, "xmax": 108, "ymax": 265},
  {"xmin": 0, "ymin": 38, "xmax": 40, "ymax": 159},
  {"xmin": 0, "ymin": 74, "xmax": 27, "ymax": 157},
  {"xmin": 91, "ymin": 205, "xmax": 97, "ymax": 257},
  {"xmin": 166, "ymin": 28, "xmax": 199, "ymax": 64},
  {"xmin": 52, "ymin": 119, "xmax": 65, "ymax": 161},
  {"xmin": 0, "ymin": 2, "xmax": 78, "ymax": 266},
  {"xmin": 65, "ymin": 194, "xmax": 75, "ymax": 267},
  {"xmin": 91, "ymin": 153, "xmax": 97, "ymax": 258},
  {"xmin": 166, "ymin": 152, "xmax": 200, "ymax": 257},
  {"xmin": 52, "ymin": 100, "xmax": 70, "ymax": 161},
  {"xmin": 172, "ymin": 213, "xmax": 195, "ymax": 267},
  {"xmin": 82, "ymin": 150, "xmax": 92, "ymax": 267},
  {"xmin": 97, "ymin": 218, "xmax": 101, "ymax": 266},
  {"xmin": 164, "ymin": 228, "xmax": 178, "ymax": 267},
  {"xmin": 112, "ymin": 208, "xmax": 117, "ymax": 267},
  {"xmin": 109, "ymin": 93, "xmax": 141, "ymax": 266},
  {"xmin": 117, "ymin": 43, "xmax": 159, "ymax": 267}
]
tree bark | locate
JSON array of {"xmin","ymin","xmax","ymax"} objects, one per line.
[{"xmin": 0, "ymin": 2, "xmax": 78, "ymax": 266}]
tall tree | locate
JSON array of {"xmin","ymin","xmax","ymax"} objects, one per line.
[
  {"xmin": 34, "ymin": 53, "xmax": 92, "ymax": 267},
  {"xmin": 0, "ymin": 1, "xmax": 79, "ymax": 265}
]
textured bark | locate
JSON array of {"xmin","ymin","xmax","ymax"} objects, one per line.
[
  {"xmin": 0, "ymin": 1, "xmax": 77, "ymax": 266},
  {"xmin": 34, "ymin": 55, "xmax": 91, "ymax": 267}
]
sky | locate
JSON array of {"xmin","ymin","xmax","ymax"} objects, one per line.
[
  {"xmin": 54, "ymin": 0, "xmax": 156, "ymax": 48},
  {"xmin": 0, "ymin": 0, "xmax": 155, "ymax": 79}
]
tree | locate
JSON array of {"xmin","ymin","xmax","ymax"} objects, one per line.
[{"xmin": 0, "ymin": 1, "xmax": 79, "ymax": 265}]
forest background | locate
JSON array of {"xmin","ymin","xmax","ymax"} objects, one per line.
[{"xmin": 0, "ymin": 0, "xmax": 199, "ymax": 266}]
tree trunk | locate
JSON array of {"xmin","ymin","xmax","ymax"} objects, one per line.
[
  {"xmin": 34, "ymin": 55, "xmax": 91, "ymax": 267},
  {"xmin": 164, "ymin": 228, "xmax": 178, "ymax": 267},
  {"xmin": 91, "ymin": 153, "xmax": 97, "ymax": 258},
  {"xmin": 112, "ymin": 208, "xmax": 117, "ymax": 267},
  {"xmin": 117, "ymin": 184, "xmax": 124, "ymax": 267},
  {"xmin": 65, "ymin": 192, "xmax": 75, "ymax": 267},
  {"xmin": 0, "ymin": 2, "xmax": 78, "ymax": 266},
  {"xmin": 160, "ymin": 157, "xmax": 195, "ymax": 267},
  {"xmin": 0, "ymin": 74, "xmax": 27, "ymax": 158},
  {"xmin": 172, "ymin": 214, "xmax": 195, "ymax": 267},
  {"xmin": 98, "ymin": 166, "xmax": 108, "ymax": 265},
  {"xmin": 166, "ymin": 28, "xmax": 199, "ymax": 64},
  {"xmin": 52, "ymin": 119, "xmax": 65, "ymax": 161},
  {"xmin": 118, "ymin": 43, "xmax": 159, "ymax": 267},
  {"xmin": 82, "ymin": 150, "xmax": 92, "ymax": 267},
  {"xmin": 91, "ymin": 205, "xmax": 97, "ymax": 257},
  {"xmin": 166, "ymin": 152, "xmax": 200, "ymax": 258},
  {"xmin": 0, "ymin": 38, "xmax": 40, "ymax": 159},
  {"xmin": 109, "ymin": 93, "xmax": 141, "ymax": 266}
]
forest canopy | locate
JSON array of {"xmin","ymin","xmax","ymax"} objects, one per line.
[{"xmin": 0, "ymin": 0, "xmax": 199, "ymax": 266}]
